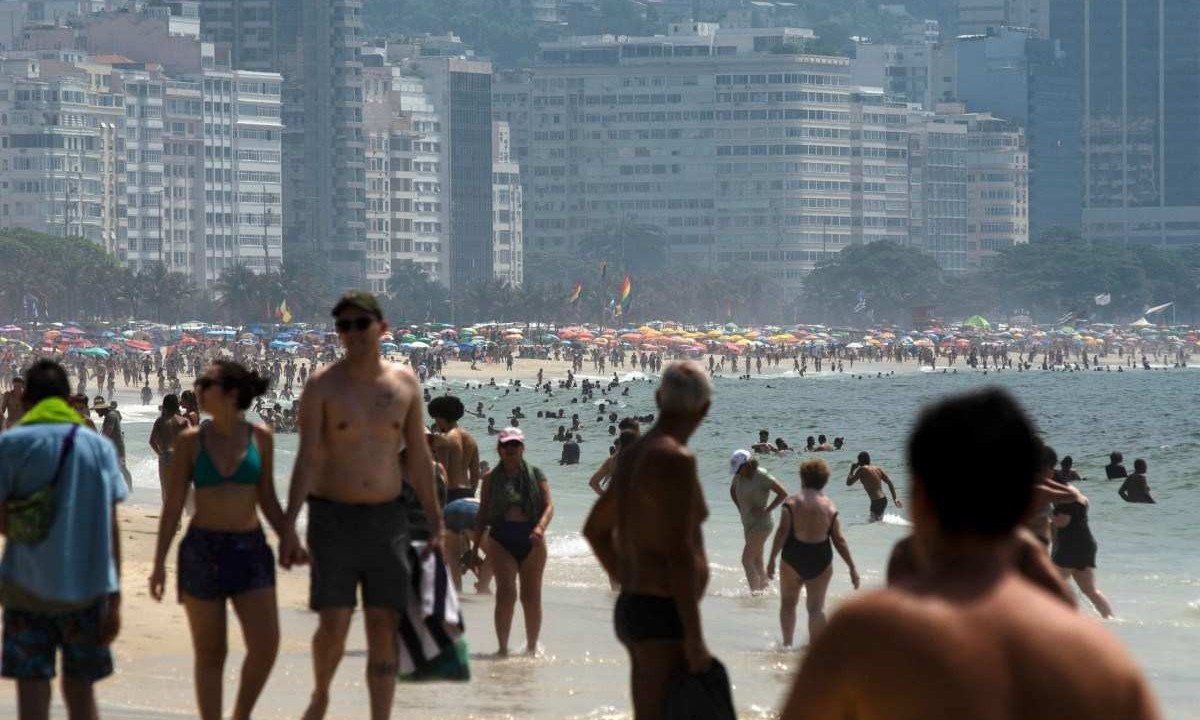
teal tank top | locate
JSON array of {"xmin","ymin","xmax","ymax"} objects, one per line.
[{"xmin": 193, "ymin": 423, "xmax": 261, "ymax": 489}]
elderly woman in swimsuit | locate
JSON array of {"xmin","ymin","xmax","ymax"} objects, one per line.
[
  {"xmin": 470, "ymin": 427, "xmax": 554, "ymax": 656},
  {"xmin": 767, "ymin": 458, "xmax": 860, "ymax": 647},
  {"xmin": 149, "ymin": 361, "xmax": 288, "ymax": 720}
]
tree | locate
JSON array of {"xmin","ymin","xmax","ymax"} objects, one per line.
[
  {"xmin": 801, "ymin": 241, "xmax": 944, "ymax": 324},
  {"xmin": 385, "ymin": 262, "xmax": 449, "ymax": 323}
]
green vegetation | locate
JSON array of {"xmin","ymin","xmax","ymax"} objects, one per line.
[{"xmin": 802, "ymin": 233, "xmax": 1200, "ymax": 325}]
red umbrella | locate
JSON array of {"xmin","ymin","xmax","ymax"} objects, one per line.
[{"xmin": 125, "ymin": 339, "xmax": 154, "ymax": 352}]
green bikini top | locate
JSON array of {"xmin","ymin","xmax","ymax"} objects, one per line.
[{"xmin": 193, "ymin": 423, "xmax": 261, "ymax": 489}]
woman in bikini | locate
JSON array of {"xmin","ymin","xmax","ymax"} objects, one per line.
[
  {"xmin": 767, "ymin": 458, "xmax": 860, "ymax": 647},
  {"xmin": 470, "ymin": 427, "xmax": 554, "ymax": 656},
  {"xmin": 149, "ymin": 361, "xmax": 288, "ymax": 720}
]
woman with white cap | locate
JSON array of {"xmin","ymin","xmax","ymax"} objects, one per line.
[
  {"xmin": 470, "ymin": 427, "xmax": 555, "ymax": 655},
  {"xmin": 729, "ymin": 449, "xmax": 787, "ymax": 592}
]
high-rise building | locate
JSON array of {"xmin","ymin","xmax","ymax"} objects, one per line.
[
  {"xmin": 850, "ymin": 41, "xmax": 955, "ymax": 110},
  {"xmin": 957, "ymin": 0, "xmax": 1049, "ymax": 38},
  {"xmin": 492, "ymin": 121, "xmax": 523, "ymax": 287},
  {"xmin": 955, "ymin": 27, "xmax": 1081, "ymax": 238},
  {"xmin": 1061, "ymin": 0, "xmax": 1200, "ymax": 246},
  {"xmin": 848, "ymin": 89, "xmax": 911, "ymax": 248},
  {"xmin": 276, "ymin": 0, "xmax": 366, "ymax": 287},
  {"xmin": 388, "ymin": 68, "xmax": 444, "ymax": 281},
  {"xmin": 963, "ymin": 111, "xmax": 1028, "ymax": 266},
  {"xmin": 521, "ymin": 23, "xmax": 913, "ymax": 287},
  {"xmin": 0, "ymin": 57, "xmax": 125, "ymax": 249},
  {"xmin": 194, "ymin": 0, "xmax": 277, "ymax": 71},
  {"xmin": 415, "ymin": 56, "xmax": 493, "ymax": 293},
  {"xmin": 907, "ymin": 107, "xmax": 969, "ymax": 270}
]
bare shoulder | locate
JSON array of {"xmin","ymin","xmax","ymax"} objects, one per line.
[
  {"xmin": 304, "ymin": 362, "xmax": 337, "ymax": 391},
  {"xmin": 173, "ymin": 426, "xmax": 201, "ymax": 453},
  {"xmin": 249, "ymin": 422, "xmax": 273, "ymax": 446}
]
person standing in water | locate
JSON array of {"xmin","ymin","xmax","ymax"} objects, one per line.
[
  {"xmin": 469, "ymin": 427, "xmax": 554, "ymax": 656},
  {"xmin": 149, "ymin": 362, "xmax": 283, "ymax": 720},
  {"xmin": 780, "ymin": 389, "xmax": 1159, "ymax": 720},
  {"xmin": 1118, "ymin": 459, "xmax": 1155, "ymax": 503},
  {"xmin": 278, "ymin": 291, "xmax": 443, "ymax": 720},
  {"xmin": 767, "ymin": 458, "xmax": 859, "ymax": 647},
  {"xmin": 428, "ymin": 395, "xmax": 481, "ymax": 591},
  {"xmin": 729, "ymin": 450, "xmax": 788, "ymax": 592},
  {"xmin": 846, "ymin": 451, "xmax": 902, "ymax": 521},
  {"xmin": 1050, "ymin": 474, "xmax": 1114, "ymax": 618},
  {"xmin": 584, "ymin": 361, "xmax": 715, "ymax": 720},
  {"xmin": 1105, "ymin": 451, "xmax": 1127, "ymax": 480},
  {"xmin": 149, "ymin": 394, "xmax": 191, "ymax": 499}
]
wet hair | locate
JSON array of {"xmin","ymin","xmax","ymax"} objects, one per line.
[
  {"xmin": 759, "ymin": 429, "xmax": 769, "ymax": 440},
  {"xmin": 23, "ymin": 360, "xmax": 70, "ymax": 405},
  {"xmin": 1061, "ymin": 456, "xmax": 1073, "ymax": 471},
  {"xmin": 775, "ymin": 438, "xmax": 789, "ymax": 450},
  {"xmin": 857, "ymin": 451, "xmax": 871, "ymax": 465},
  {"xmin": 806, "ymin": 436, "xmax": 815, "ymax": 445},
  {"xmin": 618, "ymin": 417, "xmax": 640, "ymax": 433},
  {"xmin": 211, "ymin": 360, "xmax": 270, "ymax": 410},
  {"xmin": 800, "ymin": 458, "xmax": 830, "ymax": 489},
  {"xmin": 1040, "ymin": 443, "xmax": 1057, "ymax": 471},
  {"xmin": 1110, "ymin": 451, "xmax": 1123, "ymax": 464},
  {"xmin": 428, "ymin": 395, "xmax": 465, "ymax": 423},
  {"xmin": 1134, "ymin": 458, "xmax": 1147, "ymax": 473},
  {"xmin": 657, "ymin": 361, "xmax": 711, "ymax": 417},
  {"xmin": 615, "ymin": 428, "xmax": 638, "ymax": 450},
  {"xmin": 834, "ymin": 437, "xmax": 844, "ymax": 449},
  {"xmin": 908, "ymin": 389, "xmax": 1039, "ymax": 538},
  {"xmin": 818, "ymin": 434, "xmax": 827, "ymax": 443},
  {"xmin": 162, "ymin": 393, "xmax": 180, "ymax": 415}
]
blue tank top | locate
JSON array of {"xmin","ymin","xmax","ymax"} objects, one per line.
[{"xmin": 193, "ymin": 423, "xmax": 261, "ymax": 489}]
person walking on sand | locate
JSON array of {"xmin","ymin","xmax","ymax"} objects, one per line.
[
  {"xmin": 846, "ymin": 451, "xmax": 902, "ymax": 522},
  {"xmin": 780, "ymin": 389, "xmax": 1159, "ymax": 720},
  {"xmin": 729, "ymin": 450, "xmax": 787, "ymax": 592},
  {"xmin": 149, "ymin": 361, "xmax": 285, "ymax": 720},
  {"xmin": 767, "ymin": 458, "xmax": 859, "ymax": 647},
  {"xmin": 468, "ymin": 427, "xmax": 554, "ymax": 656},
  {"xmin": 93, "ymin": 397, "xmax": 132, "ymax": 491},
  {"xmin": 278, "ymin": 291, "xmax": 444, "ymax": 720},
  {"xmin": 0, "ymin": 360, "xmax": 127, "ymax": 720},
  {"xmin": 149, "ymin": 393, "xmax": 190, "ymax": 499},
  {"xmin": 584, "ymin": 361, "xmax": 716, "ymax": 720}
]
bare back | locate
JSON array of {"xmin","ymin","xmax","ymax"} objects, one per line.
[
  {"xmin": 301, "ymin": 359, "xmax": 418, "ymax": 503},
  {"xmin": 437, "ymin": 426, "xmax": 480, "ymax": 492},
  {"xmin": 850, "ymin": 464, "xmax": 887, "ymax": 500},
  {"xmin": 783, "ymin": 573, "xmax": 1160, "ymax": 720},
  {"xmin": 611, "ymin": 433, "xmax": 709, "ymax": 598},
  {"xmin": 785, "ymin": 490, "xmax": 837, "ymax": 543}
]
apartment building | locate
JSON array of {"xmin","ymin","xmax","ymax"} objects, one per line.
[
  {"xmin": 964, "ymin": 112, "xmax": 1028, "ymax": 266},
  {"xmin": 492, "ymin": 121, "xmax": 522, "ymax": 287}
]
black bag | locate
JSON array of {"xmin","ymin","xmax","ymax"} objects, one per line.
[
  {"xmin": 665, "ymin": 657, "xmax": 736, "ymax": 720},
  {"xmin": 5, "ymin": 425, "xmax": 79, "ymax": 544}
]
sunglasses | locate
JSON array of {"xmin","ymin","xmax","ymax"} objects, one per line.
[
  {"xmin": 335, "ymin": 317, "xmax": 374, "ymax": 333},
  {"xmin": 194, "ymin": 376, "xmax": 223, "ymax": 390},
  {"xmin": 499, "ymin": 441, "xmax": 523, "ymax": 449}
]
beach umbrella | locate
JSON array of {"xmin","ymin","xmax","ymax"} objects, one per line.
[
  {"xmin": 125, "ymin": 339, "xmax": 154, "ymax": 352},
  {"xmin": 80, "ymin": 347, "xmax": 109, "ymax": 357},
  {"xmin": 407, "ymin": 341, "xmax": 430, "ymax": 349}
]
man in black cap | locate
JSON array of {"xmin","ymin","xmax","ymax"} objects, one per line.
[
  {"xmin": 93, "ymin": 396, "xmax": 131, "ymax": 490},
  {"xmin": 280, "ymin": 291, "xmax": 444, "ymax": 720}
]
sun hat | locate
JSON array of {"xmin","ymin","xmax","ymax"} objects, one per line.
[
  {"xmin": 497, "ymin": 427, "xmax": 525, "ymax": 445},
  {"xmin": 730, "ymin": 449, "xmax": 753, "ymax": 475}
]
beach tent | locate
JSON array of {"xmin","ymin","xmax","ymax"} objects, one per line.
[
  {"xmin": 1130, "ymin": 318, "xmax": 1153, "ymax": 328},
  {"xmin": 962, "ymin": 315, "xmax": 991, "ymax": 331}
]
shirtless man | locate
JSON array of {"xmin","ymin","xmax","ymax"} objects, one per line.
[
  {"xmin": 846, "ymin": 451, "xmax": 902, "ymax": 521},
  {"xmin": 584, "ymin": 362, "xmax": 713, "ymax": 720},
  {"xmin": 780, "ymin": 389, "xmax": 1160, "ymax": 720},
  {"xmin": 279, "ymin": 291, "xmax": 443, "ymax": 720},
  {"xmin": 427, "ymin": 394, "xmax": 481, "ymax": 590},
  {"xmin": 0, "ymin": 377, "xmax": 24, "ymax": 429},
  {"xmin": 587, "ymin": 417, "xmax": 640, "ymax": 495}
]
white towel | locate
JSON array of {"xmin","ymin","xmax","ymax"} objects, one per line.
[{"xmin": 397, "ymin": 541, "xmax": 465, "ymax": 675}]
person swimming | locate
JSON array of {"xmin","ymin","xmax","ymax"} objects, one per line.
[{"xmin": 1118, "ymin": 459, "xmax": 1155, "ymax": 504}]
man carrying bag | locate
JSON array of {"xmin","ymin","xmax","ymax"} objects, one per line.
[{"xmin": 0, "ymin": 360, "xmax": 127, "ymax": 719}]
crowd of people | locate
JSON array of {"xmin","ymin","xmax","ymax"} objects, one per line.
[{"xmin": 0, "ymin": 291, "xmax": 1168, "ymax": 720}]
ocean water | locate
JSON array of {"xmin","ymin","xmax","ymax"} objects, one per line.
[{"xmin": 117, "ymin": 364, "xmax": 1200, "ymax": 718}]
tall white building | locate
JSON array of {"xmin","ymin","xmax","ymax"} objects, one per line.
[
  {"xmin": 492, "ymin": 121, "xmax": 522, "ymax": 286},
  {"xmin": 520, "ymin": 23, "xmax": 908, "ymax": 287},
  {"xmin": 0, "ymin": 57, "xmax": 125, "ymax": 248}
]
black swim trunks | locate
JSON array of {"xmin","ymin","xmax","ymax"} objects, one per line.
[
  {"xmin": 178, "ymin": 526, "xmax": 275, "ymax": 601},
  {"xmin": 307, "ymin": 495, "xmax": 410, "ymax": 610},
  {"xmin": 614, "ymin": 593, "xmax": 684, "ymax": 644},
  {"xmin": 869, "ymin": 497, "xmax": 888, "ymax": 519}
]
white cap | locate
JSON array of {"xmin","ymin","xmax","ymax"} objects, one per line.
[{"xmin": 730, "ymin": 449, "xmax": 753, "ymax": 475}]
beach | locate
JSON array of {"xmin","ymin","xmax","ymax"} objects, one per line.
[{"xmin": 1, "ymin": 355, "xmax": 1197, "ymax": 719}]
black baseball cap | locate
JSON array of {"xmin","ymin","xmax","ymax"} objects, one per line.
[{"xmin": 330, "ymin": 291, "xmax": 383, "ymax": 320}]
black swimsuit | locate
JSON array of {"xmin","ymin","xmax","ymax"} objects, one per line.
[
  {"xmin": 1051, "ymin": 501, "xmax": 1098, "ymax": 570},
  {"xmin": 780, "ymin": 506, "xmax": 834, "ymax": 580}
]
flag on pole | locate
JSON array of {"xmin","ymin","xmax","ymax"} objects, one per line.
[
  {"xmin": 567, "ymin": 282, "xmax": 583, "ymax": 305},
  {"xmin": 599, "ymin": 260, "xmax": 608, "ymax": 279},
  {"xmin": 1144, "ymin": 301, "xmax": 1173, "ymax": 316},
  {"xmin": 1094, "ymin": 293, "xmax": 1111, "ymax": 306},
  {"xmin": 618, "ymin": 275, "xmax": 632, "ymax": 306},
  {"xmin": 278, "ymin": 300, "xmax": 293, "ymax": 324},
  {"xmin": 854, "ymin": 291, "xmax": 867, "ymax": 313}
]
